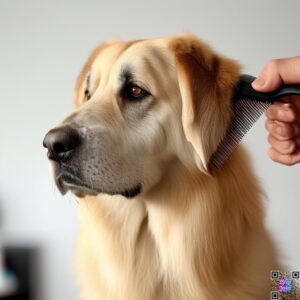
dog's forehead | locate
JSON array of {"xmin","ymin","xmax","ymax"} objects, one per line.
[
  {"xmin": 116, "ymin": 39, "xmax": 174, "ymax": 73},
  {"xmin": 91, "ymin": 38, "xmax": 175, "ymax": 78},
  {"xmin": 91, "ymin": 40, "xmax": 132, "ymax": 75}
]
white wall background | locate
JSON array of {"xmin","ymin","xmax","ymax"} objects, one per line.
[{"xmin": 1, "ymin": 0, "xmax": 299, "ymax": 299}]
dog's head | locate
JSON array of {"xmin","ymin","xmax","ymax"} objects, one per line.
[{"xmin": 43, "ymin": 34, "xmax": 239, "ymax": 198}]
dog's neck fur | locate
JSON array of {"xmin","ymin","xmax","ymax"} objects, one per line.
[{"xmin": 77, "ymin": 147, "xmax": 274, "ymax": 300}]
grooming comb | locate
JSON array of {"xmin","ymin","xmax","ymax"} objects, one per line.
[{"xmin": 210, "ymin": 74, "xmax": 300, "ymax": 169}]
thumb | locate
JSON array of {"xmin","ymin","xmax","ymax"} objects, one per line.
[
  {"xmin": 252, "ymin": 60, "xmax": 283, "ymax": 92},
  {"xmin": 251, "ymin": 75, "xmax": 267, "ymax": 90}
]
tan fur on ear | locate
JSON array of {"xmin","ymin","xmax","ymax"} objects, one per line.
[{"xmin": 170, "ymin": 34, "xmax": 240, "ymax": 173}]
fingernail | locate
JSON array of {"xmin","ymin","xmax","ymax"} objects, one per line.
[
  {"xmin": 252, "ymin": 76, "xmax": 265, "ymax": 89},
  {"xmin": 283, "ymin": 102, "xmax": 291, "ymax": 111}
]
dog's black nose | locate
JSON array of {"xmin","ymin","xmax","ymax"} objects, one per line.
[{"xmin": 43, "ymin": 126, "xmax": 81, "ymax": 161}]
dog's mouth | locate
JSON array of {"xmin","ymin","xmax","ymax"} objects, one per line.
[{"xmin": 55, "ymin": 171, "xmax": 142, "ymax": 199}]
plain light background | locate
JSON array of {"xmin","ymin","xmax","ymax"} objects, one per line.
[{"xmin": 1, "ymin": 0, "xmax": 299, "ymax": 299}]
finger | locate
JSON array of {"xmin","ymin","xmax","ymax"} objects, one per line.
[
  {"xmin": 275, "ymin": 123, "xmax": 299, "ymax": 140},
  {"xmin": 268, "ymin": 147, "xmax": 300, "ymax": 165},
  {"xmin": 265, "ymin": 103, "xmax": 296, "ymax": 122},
  {"xmin": 265, "ymin": 120, "xmax": 296, "ymax": 141},
  {"xmin": 277, "ymin": 98, "xmax": 300, "ymax": 124},
  {"xmin": 252, "ymin": 56, "xmax": 300, "ymax": 92},
  {"xmin": 289, "ymin": 96, "xmax": 300, "ymax": 116},
  {"xmin": 267, "ymin": 135, "xmax": 296, "ymax": 154},
  {"xmin": 252, "ymin": 60, "xmax": 283, "ymax": 92},
  {"xmin": 277, "ymin": 56, "xmax": 300, "ymax": 84},
  {"xmin": 273, "ymin": 97, "xmax": 300, "ymax": 117}
]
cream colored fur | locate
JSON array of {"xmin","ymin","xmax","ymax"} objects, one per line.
[{"xmin": 62, "ymin": 34, "xmax": 278, "ymax": 299}]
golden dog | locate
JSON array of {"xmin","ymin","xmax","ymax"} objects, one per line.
[{"xmin": 43, "ymin": 34, "xmax": 278, "ymax": 300}]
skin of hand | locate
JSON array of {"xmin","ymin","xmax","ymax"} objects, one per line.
[{"xmin": 251, "ymin": 56, "xmax": 300, "ymax": 165}]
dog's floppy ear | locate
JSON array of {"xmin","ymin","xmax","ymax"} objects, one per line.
[{"xmin": 170, "ymin": 34, "xmax": 240, "ymax": 173}]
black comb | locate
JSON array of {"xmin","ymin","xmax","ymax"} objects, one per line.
[{"xmin": 210, "ymin": 74, "xmax": 300, "ymax": 169}]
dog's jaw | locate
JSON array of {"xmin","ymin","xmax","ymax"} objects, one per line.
[{"xmin": 51, "ymin": 163, "xmax": 142, "ymax": 199}]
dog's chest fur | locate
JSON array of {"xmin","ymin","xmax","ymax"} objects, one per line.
[{"xmin": 76, "ymin": 154, "xmax": 277, "ymax": 300}]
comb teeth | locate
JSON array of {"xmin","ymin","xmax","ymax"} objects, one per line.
[{"xmin": 210, "ymin": 98, "xmax": 272, "ymax": 169}]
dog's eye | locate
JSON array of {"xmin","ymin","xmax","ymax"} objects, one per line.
[
  {"xmin": 84, "ymin": 69, "xmax": 92, "ymax": 101},
  {"xmin": 84, "ymin": 88, "xmax": 91, "ymax": 101},
  {"xmin": 131, "ymin": 86, "xmax": 143, "ymax": 98},
  {"xmin": 123, "ymin": 85, "xmax": 150, "ymax": 101}
]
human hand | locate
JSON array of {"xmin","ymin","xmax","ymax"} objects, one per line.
[{"xmin": 252, "ymin": 56, "xmax": 300, "ymax": 165}]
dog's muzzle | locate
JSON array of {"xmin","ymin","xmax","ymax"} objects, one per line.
[
  {"xmin": 43, "ymin": 125, "xmax": 86, "ymax": 195},
  {"xmin": 43, "ymin": 125, "xmax": 142, "ymax": 198}
]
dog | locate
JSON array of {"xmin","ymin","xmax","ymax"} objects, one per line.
[{"xmin": 43, "ymin": 34, "xmax": 279, "ymax": 300}]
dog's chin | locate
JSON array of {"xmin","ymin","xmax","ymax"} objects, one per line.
[
  {"xmin": 54, "ymin": 172, "xmax": 142, "ymax": 199},
  {"xmin": 55, "ymin": 177, "xmax": 97, "ymax": 198}
]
